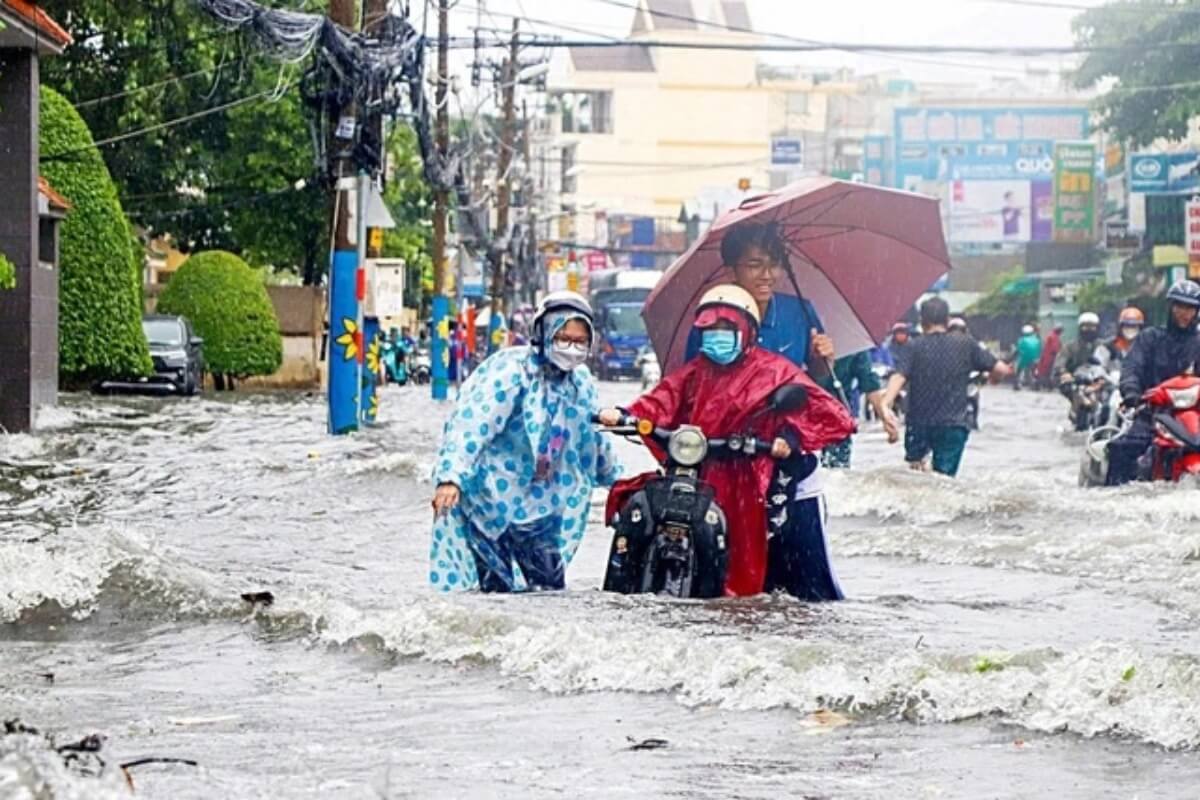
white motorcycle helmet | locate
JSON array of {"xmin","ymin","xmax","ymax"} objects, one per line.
[{"xmin": 531, "ymin": 291, "xmax": 595, "ymax": 359}]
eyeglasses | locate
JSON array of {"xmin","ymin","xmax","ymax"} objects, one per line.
[
  {"xmin": 734, "ymin": 259, "xmax": 782, "ymax": 275},
  {"xmin": 553, "ymin": 334, "xmax": 590, "ymax": 346}
]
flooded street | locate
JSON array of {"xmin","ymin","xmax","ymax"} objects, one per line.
[{"xmin": 4, "ymin": 382, "xmax": 1200, "ymax": 798}]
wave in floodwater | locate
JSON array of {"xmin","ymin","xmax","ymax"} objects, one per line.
[
  {"xmin": 301, "ymin": 592, "xmax": 1200, "ymax": 751},
  {"xmin": 824, "ymin": 467, "xmax": 1200, "ymax": 611},
  {"xmin": 9, "ymin": 532, "xmax": 1198, "ymax": 752},
  {"xmin": 0, "ymin": 523, "xmax": 245, "ymax": 626}
]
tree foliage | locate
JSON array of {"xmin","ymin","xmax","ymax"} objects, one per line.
[
  {"xmin": 39, "ymin": 0, "xmax": 330, "ymax": 282},
  {"xmin": 966, "ymin": 265, "xmax": 1040, "ymax": 319},
  {"xmin": 0, "ymin": 253, "xmax": 15, "ymax": 291},
  {"xmin": 382, "ymin": 125, "xmax": 433, "ymax": 308},
  {"xmin": 157, "ymin": 250, "xmax": 283, "ymax": 379},
  {"xmin": 40, "ymin": 86, "xmax": 153, "ymax": 383},
  {"xmin": 1073, "ymin": 3, "xmax": 1200, "ymax": 145}
]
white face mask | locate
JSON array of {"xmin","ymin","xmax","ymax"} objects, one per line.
[
  {"xmin": 1121, "ymin": 326, "xmax": 1140, "ymax": 341},
  {"xmin": 548, "ymin": 341, "xmax": 589, "ymax": 372}
]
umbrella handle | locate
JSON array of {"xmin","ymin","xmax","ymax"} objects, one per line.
[
  {"xmin": 825, "ymin": 356, "xmax": 851, "ymax": 410},
  {"xmin": 778, "ymin": 256, "xmax": 851, "ymax": 410}
]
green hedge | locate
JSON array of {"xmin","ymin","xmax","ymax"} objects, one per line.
[
  {"xmin": 0, "ymin": 253, "xmax": 15, "ymax": 290},
  {"xmin": 157, "ymin": 250, "xmax": 282, "ymax": 378},
  {"xmin": 39, "ymin": 86, "xmax": 152, "ymax": 382}
]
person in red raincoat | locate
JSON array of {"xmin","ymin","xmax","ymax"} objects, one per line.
[
  {"xmin": 1036, "ymin": 324, "xmax": 1063, "ymax": 390},
  {"xmin": 598, "ymin": 285, "xmax": 855, "ymax": 596}
]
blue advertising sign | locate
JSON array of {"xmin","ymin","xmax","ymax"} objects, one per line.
[
  {"xmin": 893, "ymin": 107, "xmax": 1089, "ymax": 190},
  {"xmin": 631, "ymin": 217, "xmax": 655, "ymax": 246},
  {"xmin": 1130, "ymin": 152, "xmax": 1200, "ymax": 193},
  {"xmin": 771, "ymin": 137, "xmax": 804, "ymax": 166}
]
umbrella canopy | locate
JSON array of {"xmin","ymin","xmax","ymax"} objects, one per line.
[{"xmin": 644, "ymin": 178, "xmax": 950, "ymax": 373}]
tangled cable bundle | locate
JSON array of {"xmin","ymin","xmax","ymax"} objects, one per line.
[{"xmin": 194, "ymin": 0, "xmax": 456, "ymax": 190}]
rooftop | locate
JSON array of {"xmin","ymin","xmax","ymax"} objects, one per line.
[{"xmin": 0, "ymin": 0, "xmax": 72, "ymax": 47}]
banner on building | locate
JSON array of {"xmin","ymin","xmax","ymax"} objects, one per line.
[
  {"xmin": 1186, "ymin": 198, "xmax": 1200, "ymax": 274},
  {"xmin": 771, "ymin": 137, "xmax": 804, "ymax": 166},
  {"xmin": 1052, "ymin": 142, "xmax": 1096, "ymax": 244},
  {"xmin": 1130, "ymin": 152, "xmax": 1200, "ymax": 193}
]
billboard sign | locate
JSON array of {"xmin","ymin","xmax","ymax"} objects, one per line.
[
  {"xmin": 1186, "ymin": 199, "xmax": 1200, "ymax": 266},
  {"xmin": 771, "ymin": 137, "xmax": 804, "ymax": 166},
  {"xmin": 892, "ymin": 106, "xmax": 1088, "ymax": 244},
  {"xmin": 1052, "ymin": 141, "xmax": 1097, "ymax": 243},
  {"xmin": 894, "ymin": 107, "xmax": 1088, "ymax": 187},
  {"xmin": 1130, "ymin": 152, "xmax": 1200, "ymax": 193}
]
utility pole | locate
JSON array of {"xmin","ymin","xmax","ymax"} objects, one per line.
[
  {"xmin": 488, "ymin": 18, "xmax": 519, "ymax": 354},
  {"xmin": 431, "ymin": 0, "xmax": 452, "ymax": 400},
  {"xmin": 364, "ymin": 0, "xmax": 388, "ymax": 267},
  {"xmin": 521, "ymin": 98, "xmax": 537, "ymax": 307},
  {"xmin": 326, "ymin": 0, "xmax": 361, "ymax": 434}
]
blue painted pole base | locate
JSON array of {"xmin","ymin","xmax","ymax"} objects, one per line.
[
  {"xmin": 432, "ymin": 294, "xmax": 450, "ymax": 401},
  {"xmin": 328, "ymin": 249, "xmax": 360, "ymax": 434}
]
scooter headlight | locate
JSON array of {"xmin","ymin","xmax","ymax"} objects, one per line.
[
  {"xmin": 667, "ymin": 426, "xmax": 707, "ymax": 467},
  {"xmin": 1168, "ymin": 385, "xmax": 1200, "ymax": 409}
]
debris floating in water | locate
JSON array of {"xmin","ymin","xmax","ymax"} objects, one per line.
[
  {"xmin": 240, "ymin": 591, "xmax": 275, "ymax": 607},
  {"xmin": 625, "ymin": 737, "xmax": 669, "ymax": 751}
]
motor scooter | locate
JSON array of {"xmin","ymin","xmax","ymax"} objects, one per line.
[
  {"xmin": 1079, "ymin": 373, "xmax": 1200, "ymax": 486},
  {"xmin": 1068, "ymin": 363, "xmax": 1118, "ymax": 432},
  {"xmin": 596, "ymin": 385, "xmax": 808, "ymax": 598},
  {"xmin": 411, "ymin": 348, "xmax": 432, "ymax": 385},
  {"xmin": 381, "ymin": 340, "xmax": 408, "ymax": 385},
  {"xmin": 636, "ymin": 347, "xmax": 661, "ymax": 390}
]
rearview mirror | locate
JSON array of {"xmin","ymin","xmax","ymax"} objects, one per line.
[
  {"xmin": 769, "ymin": 384, "xmax": 808, "ymax": 412},
  {"xmin": 190, "ymin": 336, "xmax": 204, "ymax": 347}
]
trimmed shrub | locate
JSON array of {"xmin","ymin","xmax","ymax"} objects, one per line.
[
  {"xmin": 0, "ymin": 253, "xmax": 15, "ymax": 290},
  {"xmin": 157, "ymin": 250, "xmax": 282, "ymax": 381},
  {"xmin": 39, "ymin": 86, "xmax": 151, "ymax": 382}
]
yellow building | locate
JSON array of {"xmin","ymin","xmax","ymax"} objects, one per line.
[{"xmin": 540, "ymin": 0, "xmax": 902, "ymax": 236}]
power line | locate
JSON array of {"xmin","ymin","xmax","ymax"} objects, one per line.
[
  {"xmin": 972, "ymin": 0, "xmax": 1200, "ymax": 12},
  {"xmin": 73, "ymin": 58, "xmax": 255, "ymax": 109},
  {"xmin": 44, "ymin": 83, "xmax": 297, "ymax": 161},
  {"xmin": 583, "ymin": 0, "xmax": 1043, "ymax": 74},
  {"xmin": 482, "ymin": 35, "xmax": 1198, "ymax": 56}
]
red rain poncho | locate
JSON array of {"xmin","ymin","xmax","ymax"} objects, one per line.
[{"xmin": 614, "ymin": 309, "xmax": 855, "ymax": 596}]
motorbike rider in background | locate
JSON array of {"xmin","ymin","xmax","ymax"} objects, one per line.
[
  {"xmin": 887, "ymin": 322, "xmax": 913, "ymax": 367},
  {"xmin": 1014, "ymin": 324, "xmax": 1042, "ymax": 390},
  {"xmin": 1105, "ymin": 281, "xmax": 1200, "ymax": 485},
  {"xmin": 1095, "ymin": 307, "xmax": 1145, "ymax": 369},
  {"xmin": 1055, "ymin": 312, "xmax": 1102, "ymax": 395}
]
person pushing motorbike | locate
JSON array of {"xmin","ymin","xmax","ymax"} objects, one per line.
[
  {"xmin": 598, "ymin": 285, "xmax": 854, "ymax": 597},
  {"xmin": 1105, "ymin": 281, "xmax": 1200, "ymax": 485},
  {"xmin": 429, "ymin": 291, "xmax": 621, "ymax": 592}
]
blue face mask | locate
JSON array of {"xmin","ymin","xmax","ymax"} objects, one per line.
[{"xmin": 700, "ymin": 329, "xmax": 741, "ymax": 365}]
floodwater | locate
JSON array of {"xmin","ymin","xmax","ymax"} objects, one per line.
[{"xmin": 3, "ymin": 382, "xmax": 1200, "ymax": 798}]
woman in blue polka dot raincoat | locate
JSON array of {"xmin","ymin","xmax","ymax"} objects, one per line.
[{"xmin": 429, "ymin": 291, "xmax": 622, "ymax": 592}]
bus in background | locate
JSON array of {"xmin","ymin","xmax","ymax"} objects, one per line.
[{"xmin": 588, "ymin": 268, "xmax": 663, "ymax": 380}]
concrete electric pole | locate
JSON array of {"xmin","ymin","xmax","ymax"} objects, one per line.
[
  {"xmin": 430, "ymin": 0, "xmax": 452, "ymax": 400},
  {"xmin": 487, "ymin": 19, "xmax": 519, "ymax": 354}
]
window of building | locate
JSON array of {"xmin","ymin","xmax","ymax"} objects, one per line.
[
  {"xmin": 561, "ymin": 144, "xmax": 578, "ymax": 194},
  {"xmin": 552, "ymin": 91, "xmax": 613, "ymax": 134},
  {"xmin": 786, "ymin": 92, "xmax": 809, "ymax": 115}
]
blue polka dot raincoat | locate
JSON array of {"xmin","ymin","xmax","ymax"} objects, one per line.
[{"xmin": 429, "ymin": 343, "xmax": 621, "ymax": 591}]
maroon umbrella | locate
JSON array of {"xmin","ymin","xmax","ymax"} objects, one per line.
[{"xmin": 644, "ymin": 178, "xmax": 950, "ymax": 374}]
